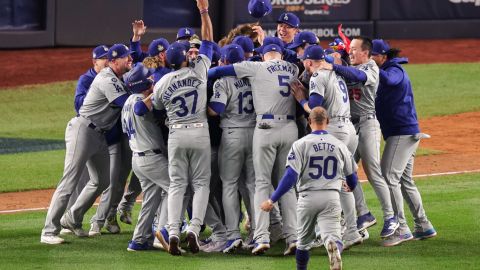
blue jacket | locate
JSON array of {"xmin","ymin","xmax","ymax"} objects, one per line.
[{"xmin": 375, "ymin": 57, "xmax": 419, "ymax": 140}]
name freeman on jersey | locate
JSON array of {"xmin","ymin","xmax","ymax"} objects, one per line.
[
  {"xmin": 312, "ymin": 142, "xmax": 336, "ymax": 153},
  {"xmin": 163, "ymin": 78, "xmax": 202, "ymax": 101},
  {"xmin": 266, "ymin": 63, "xmax": 298, "ymax": 76}
]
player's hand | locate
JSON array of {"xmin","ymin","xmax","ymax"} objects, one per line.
[
  {"xmin": 196, "ymin": 0, "xmax": 209, "ymax": 11},
  {"xmin": 290, "ymin": 79, "xmax": 307, "ymax": 102},
  {"xmin": 318, "ymin": 61, "xmax": 333, "ymax": 71},
  {"xmin": 132, "ymin": 20, "xmax": 147, "ymax": 42},
  {"xmin": 342, "ymin": 181, "xmax": 352, "ymax": 192},
  {"xmin": 260, "ymin": 199, "xmax": 274, "ymax": 212},
  {"xmin": 252, "ymin": 25, "xmax": 265, "ymax": 45}
]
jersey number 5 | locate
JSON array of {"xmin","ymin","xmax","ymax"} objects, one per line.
[
  {"xmin": 278, "ymin": 75, "xmax": 291, "ymax": 97},
  {"xmin": 172, "ymin": 90, "xmax": 198, "ymax": 117},
  {"xmin": 308, "ymin": 156, "xmax": 338, "ymax": 180}
]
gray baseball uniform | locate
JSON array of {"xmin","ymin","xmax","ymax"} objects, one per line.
[
  {"xmin": 347, "ymin": 59, "xmax": 395, "ymax": 221},
  {"xmin": 210, "ymin": 76, "xmax": 256, "ymax": 241},
  {"xmin": 152, "ymin": 54, "xmax": 211, "ymax": 237},
  {"xmin": 42, "ymin": 67, "xmax": 128, "ymax": 236},
  {"xmin": 309, "ymin": 69, "xmax": 360, "ymax": 242},
  {"xmin": 122, "ymin": 93, "xmax": 170, "ymax": 245},
  {"xmin": 233, "ymin": 59, "xmax": 299, "ymax": 244},
  {"xmin": 287, "ymin": 131, "xmax": 356, "ymax": 251}
]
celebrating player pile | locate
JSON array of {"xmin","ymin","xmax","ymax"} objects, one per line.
[{"xmin": 40, "ymin": 0, "xmax": 437, "ymax": 269}]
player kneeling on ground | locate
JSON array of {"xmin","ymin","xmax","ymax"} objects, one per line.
[{"xmin": 261, "ymin": 107, "xmax": 358, "ymax": 270}]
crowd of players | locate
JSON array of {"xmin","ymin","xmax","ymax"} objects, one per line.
[{"xmin": 39, "ymin": 0, "xmax": 437, "ymax": 269}]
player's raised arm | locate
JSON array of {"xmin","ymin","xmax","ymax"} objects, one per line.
[{"xmin": 197, "ymin": 0, "xmax": 213, "ymax": 42}]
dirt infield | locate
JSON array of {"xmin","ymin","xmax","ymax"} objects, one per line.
[{"xmin": 0, "ymin": 39, "xmax": 479, "ymax": 212}]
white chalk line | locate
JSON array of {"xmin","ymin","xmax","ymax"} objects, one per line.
[{"xmin": 1, "ymin": 168, "xmax": 480, "ymax": 214}]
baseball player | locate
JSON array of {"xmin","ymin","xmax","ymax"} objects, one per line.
[
  {"xmin": 40, "ymin": 44, "xmax": 132, "ymax": 244},
  {"xmin": 287, "ymin": 31, "xmax": 319, "ymax": 59},
  {"xmin": 290, "ymin": 45, "xmax": 362, "ymax": 249},
  {"xmin": 120, "ymin": 64, "xmax": 170, "ymax": 251},
  {"xmin": 371, "ymin": 39, "xmax": 436, "ymax": 246},
  {"xmin": 207, "ymin": 44, "xmax": 256, "ymax": 253},
  {"xmin": 252, "ymin": 12, "xmax": 300, "ymax": 48},
  {"xmin": 209, "ymin": 38, "xmax": 299, "ymax": 256},
  {"xmin": 261, "ymin": 107, "xmax": 358, "ymax": 270},
  {"xmin": 148, "ymin": 0, "xmax": 214, "ymax": 255},
  {"xmin": 316, "ymin": 37, "xmax": 399, "ymax": 239}
]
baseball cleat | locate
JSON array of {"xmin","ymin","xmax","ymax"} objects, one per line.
[
  {"xmin": 380, "ymin": 216, "xmax": 399, "ymax": 238},
  {"xmin": 88, "ymin": 222, "xmax": 102, "ymax": 237},
  {"xmin": 200, "ymin": 240, "xmax": 227, "ymax": 253},
  {"xmin": 326, "ymin": 240, "xmax": 342, "ymax": 270},
  {"xmin": 356, "ymin": 212, "xmax": 377, "ymax": 231},
  {"xmin": 269, "ymin": 222, "xmax": 285, "ymax": 244},
  {"xmin": 343, "ymin": 234, "xmax": 363, "ymax": 250},
  {"xmin": 251, "ymin": 242, "xmax": 270, "ymax": 255},
  {"xmin": 413, "ymin": 228, "xmax": 437, "ymax": 240},
  {"xmin": 127, "ymin": 240, "xmax": 156, "ymax": 251},
  {"xmin": 222, "ymin": 238, "xmax": 243, "ymax": 253},
  {"xmin": 118, "ymin": 210, "xmax": 133, "ymax": 225},
  {"xmin": 168, "ymin": 235, "xmax": 182, "ymax": 256},
  {"xmin": 40, "ymin": 235, "xmax": 65, "ymax": 245},
  {"xmin": 311, "ymin": 237, "xmax": 324, "ymax": 249},
  {"xmin": 283, "ymin": 241, "xmax": 297, "ymax": 256},
  {"xmin": 105, "ymin": 216, "xmax": 121, "ymax": 234},
  {"xmin": 155, "ymin": 228, "xmax": 170, "ymax": 251},
  {"xmin": 382, "ymin": 231, "xmax": 414, "ymax": 247},
  {"xmin": 359, "ymin": 229, "xmax": 369, "ymax": 241},
  {"xmin": 186, "ymin": 231, "xmax": 200, "ymax": 254},
  {"xmin": 59, "ymin": 228, "xmax": 72, "ymax": 235},
  {"xmin": 60, "ymin": 214, "xmax": 88, "ymax": 238},
  {"xmin": 200, "ymin": 237, "xmax": 212, "ymax": 246}
]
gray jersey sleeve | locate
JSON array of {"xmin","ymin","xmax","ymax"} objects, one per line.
[
  {"xmin": 151, "ymin": 81, "xmax": 165, "ymax": 111},
  {"xmin": 309, "ymin": 72, "xmax": 327, "ymax": 97},
  {"xmin": 192, "ymin": 54, "xmax": 212, "ymax": 80},
  {"xmin": 104, "ymin": 77, "xmax": 128, "ymax": 102},
  {"xmin": 210, "ymin": 79, "xmax": 229, "ymax": 107},
  {"xmin": 339, "ymin": 144, "xmax": 357, "ymax": 178},
  {"xmin": 233, "ymin": 61, "xmax": 261, "ymax": 78},
  {"xmin": 286, "ymin": 141, "xmax": 305, "ymax": 176},
  {"xmin": 359, "ymin": 60, "xmax": 379, "ymax": 87}
]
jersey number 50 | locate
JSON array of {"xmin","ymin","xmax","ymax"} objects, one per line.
[{"xmin": 308, "ymin": 156, "xmax": 338, "ymax": 180}]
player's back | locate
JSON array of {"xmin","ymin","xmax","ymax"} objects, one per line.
[
  {"xmin": 290, "ymin": 131, "xmax": 356, "ymax": 193},
  {"xmin": 213, "ymin": 76, "xmax": 256, "ymax": 128},
  {"xmin": 121, "ymin": 94, "xmax": 165, "ymax": 153},
  {"xmin": 154, "ymin": 57, "xmax": 209, "ymax": 125},
  {"xmin": 234, "ymin": 59, "xmax": 298, "ymax": 116},
  {"xmin": 347, "ymin": 59, "xmax": 379, "ymax": 118},
  {"xmin": 80, "ymin": 67, "xmax": 128, "ymax": 130},
  {"xmin": 311, "ymin": 70, "xmax": 351, "ymax": 119}
]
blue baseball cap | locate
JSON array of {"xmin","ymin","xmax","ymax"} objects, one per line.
[
  {"xmin": 108, "ymin": 44, "xmax": 132, "ymax": 61},
  {"xmin": 232, "ymin": 36, "xmax": 254, "ymax": 53},
  {"xmin": 277, "ymin": 12, "xmax": 300, "ymax": 28},
  {"xmin": 176, "ymin": 27, "xmax": 195, "ymax": 40},
  {"xmin": 166, "ymin": 41, "xmax": 188, "ymax": 68},
  {"xmin": 263, "ymin": 44, "xmax": 283, "ymax": 55},
  {"xmin": 148, "ymin": 38, "xmax": 169, "ymax": 57},
  {"xmin": 92, "ymin": 45, "xmax": 109, "ymax": 59},
  {"xmin": 254, "ymin": 36, "xmax": 284, "ymax": 54},
  {"xmin": 302, "ymin": 45, "xmax": 325, "ymax": 60},
  {"xmin": 324, "ymin": 48, "xmax": 335, "ymax": 55},
  {"xmin": 248, "ymin": 0, "xmax": 272, "ymax": 19},
  {"xmin": 222, "ymin": 44, "xmax": 245, "ymax": 64},
  {"xmin": 124, "ymin": 63, "xmax": 153, "ymax": 94},
  {"xmin": 287, "ymin": 31, "xmax": 319, "ymax": 50},
  {"xmin": 211, "ymin": 42, "xmax": 221, "ymax": 65},
  {"xmin": 372, "ymin": 39, "xmax": 390, "ymax": 55}
]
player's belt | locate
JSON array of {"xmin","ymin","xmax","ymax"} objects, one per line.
[
  {"xmin": 78, "ymin": 116, "xmax": 106, "ymax": 134},
  {"xmin": 351, "ymin": 114, "xmax": 376, "ymax": 125},
  {"xmin": 134, "ymin": 149, "xmax": 162, "ymax": 156},
  {"xmin": 258, "ymin": 114, "xmax": 295, "ymax": 121},
  {"xmin": 170, "ymin": 123, "xmax": 205, "ymax": 129},
  {"xmin": 330, "ymin": 116, "xmax": 350, "ymax": 122}
]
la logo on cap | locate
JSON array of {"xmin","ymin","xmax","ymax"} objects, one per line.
[
  {"xmin": 158, "ymin": 45, "xmax": 164, "ymax": 51},
  {"xmin": 284, "ymin": 14, "xmax": 288, "ymax": 20},
  {"xmin": 103, "ymin": 46, "xmax": 108, "ymax": 51},
  {"xmin": 185, "ymin": 28, "xmax": 190, "ymax": 35},
  {"xmin": 93, "ymin": 53, "xmax": 97, "ymax": 58},
  {"xmin": 112, "ymin": 51, "xmax": 118, "ymax": 57}
]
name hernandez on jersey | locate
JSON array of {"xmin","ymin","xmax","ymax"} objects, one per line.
[
  {"xmin": 151, "ymin": 54, "xmax": 211, "ymax": 125},
  {"xmin": 80, "ymin": 67, "xmax": 128, "ymax": 130},
  {"xmin": 210, "ymin": 77, "xmax": 256, "ymax": 128},
  {"xmin": 346, "ymin": 59, "xmax": 379, "ymax": 118},
  {"xmin": 286, "ymin": 132, "xmax": 357, "ymax": 192},
  {"xmin": 309, "ymin": 70, "xmax": 351, "ymax": 119},
  {"xmin": 233, "ymin": 59, "xmax": 299, "ymax": 116}
]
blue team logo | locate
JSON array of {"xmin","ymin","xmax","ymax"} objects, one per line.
[
  {"xmin": 288, "ymin": 152, "xmax": 296, "ymax": 160},
  {"xmin": 111, "ymin": 78, "xmax": 118, "ymax": 83},
  {"xmin": 214, "ymin": 90, "xmax": 221, "ymax": 99},
  {"xmin": 310, "ymin": 81, "xmax": 316, "ymax": 89}
]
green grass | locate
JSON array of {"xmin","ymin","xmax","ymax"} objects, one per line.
[
  {"xmin": 0, "ymin": 150, "xmax": 65, "ymax": 192},
  {"xmin": 405, "ymin": 63, "xmax": 480, "ymax": 119},
  {"xmin": 0, "ymin": 173, "xmax": 479, "ymax": 269}
]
